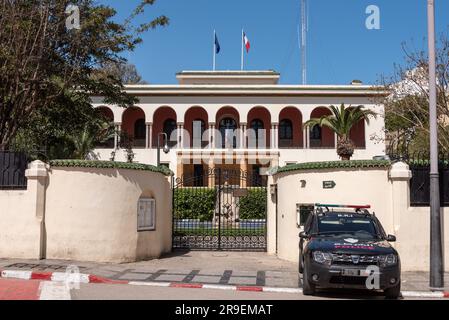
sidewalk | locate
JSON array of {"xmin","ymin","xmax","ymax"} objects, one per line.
[{"xmin": 1, "ymin": 251, "xmax": 448, "ymax": 292}]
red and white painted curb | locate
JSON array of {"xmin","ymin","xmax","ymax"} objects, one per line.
[{"xmin": 1, "ymin": 269, "xmax": 448, "ymax": 298}]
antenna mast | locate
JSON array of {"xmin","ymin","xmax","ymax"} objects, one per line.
[{"xmin": 300, "ymin": 0, "xmax": 307, "ymax": 85}]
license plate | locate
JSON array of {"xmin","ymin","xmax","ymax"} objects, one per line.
[{"xmin": 342, "ymin": 269, "xmax": 361, "ymax": 276}]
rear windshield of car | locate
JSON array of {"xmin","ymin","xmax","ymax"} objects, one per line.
[{"xmin": 316, "ymin": 214, "xmax": 379, "ymax": 239}]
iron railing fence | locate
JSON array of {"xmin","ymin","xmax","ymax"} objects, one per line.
[
  {"xmin": 387, "ymin": 149, "xmax": 449, "ymax": 206},
  {"xmin": 0, "ymin": 151, "xmax": 28, "ymax": 189},
  {"xmin": 0, "ymin": 150, "xmax": 47, "ymax": 190}
]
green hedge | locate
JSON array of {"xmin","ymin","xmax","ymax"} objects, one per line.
[
  {"xmin": 49, "ymin": 160, "xmax": 173, "ymax": 176},
  {"xmin": 174, "ymin": 188, "xmax": 216, "ymax": 222},
  {"xmin": 238, "ymin": 187, "xmax": 267, "ymax": 219},
  {"xmin": 276, "ymin": 160, "xmax": 391, "ymax": 174}
]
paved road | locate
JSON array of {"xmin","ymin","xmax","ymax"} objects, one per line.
[
  {"xmin": 0, "ymin": 278, "xmax": 440, "ymax": 301},
  {"xmin": 1, "ymin": 252, "xmax": 448, "ymax": 292}
]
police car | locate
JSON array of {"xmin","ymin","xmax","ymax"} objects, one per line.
[{"xmin": 298, "ymin": 204, "xmax": 401, "ymax": 299}]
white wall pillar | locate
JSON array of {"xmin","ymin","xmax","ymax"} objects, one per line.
[
  {"xmin": 177, "ymin": 123, "xmax": 184, "ymax": 149},
  {"xmin": 209, "ymin": 123, "xmax": 216, "ymax": 149},
  {"xmin": 146, "ymin": 122, "xmax": 152, "ymax": 149},
  {"xmin": 302, "ymin": 112, "xmax": 311, "ymax": 149},
  {"xmin": 389, "ymin": 162, "xmax": 412, "ymax": 237},
  {"xmin": 240, "ymin": 123, "xmax": 247, "ymax": 149},
  {"xmin": 270, "ymin": 124, "xmax": 276, "ymax": 149},
  {"xmin": 273, "ymin": 123, "xmax": 279, "ymax": 149},
  {"xmin": 114, "ymin": 123, "xmax": 121, "ymax": 149},
  {"xmin": 25, "ymin": 160, "xmax": 49, "ymax": 259}
]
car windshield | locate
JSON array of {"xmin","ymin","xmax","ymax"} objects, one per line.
[{"xmin": 316, "ymin": 214, "xmax": 379, "ymax": 239}]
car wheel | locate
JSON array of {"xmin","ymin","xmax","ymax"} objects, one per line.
[
  {"xmin": 298, "ymin": 252, "xmax": 304, "ymax": 274},
  {"xmin": 302, "ymin": 261, "xmax": 316, "ymax": 296},
  {"xmin": 384, "ymin": 282, "xmax": 401, "ymax": 300}
]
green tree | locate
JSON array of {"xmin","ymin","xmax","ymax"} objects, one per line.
[
  {"xmin": 304, "ymin": 104, "xmax": 377, "ymax": 160},
  {"xmin": 379, "ymin": 34, "xmax": 449, "ymax": 154},
  {"xmin": 66, "ymin": 121, "xmax": 115, "ymax": 160},
  {"xmin": 93, "ymin": 61, "xmax": 148, "ymax": 85},
  {"xmin": 0, "ymin": 0, "xmax": 168, "ymax": 150}
]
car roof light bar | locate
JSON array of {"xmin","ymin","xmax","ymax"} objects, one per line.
[{"xmin": 315, "ymin": 203, "xmax": 371, "ymax": 209}]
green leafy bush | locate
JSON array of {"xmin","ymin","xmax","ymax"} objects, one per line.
[
  {"xmin": 174, "ymin": 188, "xmax": 216, "ymax": 222},
  {"xmin": 238, "ymin": 187, "xmax": 267, "ymax": 220}
]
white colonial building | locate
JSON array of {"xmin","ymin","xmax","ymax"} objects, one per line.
[{"xmin": 91, "ymin": 70, "xmax": 386, "ymax": 186}]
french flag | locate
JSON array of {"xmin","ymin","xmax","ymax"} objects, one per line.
[{"xmin": 243, "ymin": 32, "xmax": 250, "ymax": 53}]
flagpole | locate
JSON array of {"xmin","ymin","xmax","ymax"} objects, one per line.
[
  {"xmin": 213, "ymin": 30, "xmax": 216, "ymax": 71},
  {"xmin": 241, "ymin": 29, "xmax": 244, "ymax": 70}
]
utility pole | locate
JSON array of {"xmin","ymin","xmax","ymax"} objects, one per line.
[{"xmin": 427, "ymin": 0, "xmax": 444, "ymax": 290}]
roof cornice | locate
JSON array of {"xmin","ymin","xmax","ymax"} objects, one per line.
[{"xmin": 104, "ymin": 84, "xmax": 389, "ymax": 97}]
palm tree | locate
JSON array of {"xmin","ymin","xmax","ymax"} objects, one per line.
[
  {"xmin": 66, "ymin": 121, "xmax": 116, "ymax": 160},
  {"xmin": 304, "ymin": 104, "xmax": 377, "ymax": 160}
]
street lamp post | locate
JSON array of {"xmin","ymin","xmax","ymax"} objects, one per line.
[
  {"xmin": 157, "ymin": 132, "xmax": 169, "ymax": 167},
  {"xmin": 427, "ymin": 0, "xmax": 444, "ymax": 290}
]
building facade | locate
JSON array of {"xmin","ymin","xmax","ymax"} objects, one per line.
[{"xmin": 91, "ymin": 71, "xmax": 387, "ymax": 186}]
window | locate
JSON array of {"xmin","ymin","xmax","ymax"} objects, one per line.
[
  {"xmin": 134, "ymin": 119, "xmax": 146, "ymax": 140},
  {"xmin": 279, "ymin": 119, "xmax": 293, "ymax": 148},
  {"xmin": 250, "ymin": 119, "xmax": 264, "ymax": 148},
  {"xmin": 193, "ymin": 164, "xmax": 204, "ymax": 186},
  {"xmin": 279, "ymin": 119, "xmax": 293, "ymax": 140},
  {"xmin": 192, "ymin": 119, "xmax": 206, "ymax": 148},
  {"xmin": 309, "ymin": 125, "xmax": 322, "ymax": 147},
  {"xmin": 137, "ymin": 198, "xmax": 156, "ymax": 231},
  {"xmin": 219, "ymin": 117, "xmax": 237, "ymax": 148},
  {"xmin": 163, "ymin": 118, "xmax": 177, "ymax": 147}
]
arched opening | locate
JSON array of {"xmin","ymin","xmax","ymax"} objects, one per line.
[
  {"xmin": 134, "ymin": 119, "xmax": 146, "ymax": 140},
  {"xmin": 121, "ymin": 106, "xmax": 146, "ymax": 148},
  {"xmin": 350, "ymin": 119, "xmax": 366, "ymax": 148},
  {"xmin": 184, "ymin": 106, "xmax": 209, "ymax": 148},
  {"xmin": 247, "ymin": 106, "xmax": 271, "ymax": 148},
  {"xmin": 309, "ymin": 107, "xmax": 335, "ymax": 148},
  {"xmin": 216, "ymin": 106, "xmax": 240, "ymax": 148},
  {"xmin": 279, "ymin": 107, "xmax": 302, "ymax": 148},
  {"xmin": 249, "ymin": 119, "xmax": 264, "ymax": 149},
  {"xmin": 95, "ymin": 106, "xmax": 115, "ymax": 148},
  {"xmin": 153, "ymin": 106, "xmax": 177, "ymax": 148},
  {"xmin": 163, "ymin": 118, "xmax": 177, "ymax": 148},
  {"xmin": 219, "ymin": 117, "xmax": 237, "ymax": 148},
  {"xmin": 347, "ymin": 107, "xmax": 366, "ymax": 149}
]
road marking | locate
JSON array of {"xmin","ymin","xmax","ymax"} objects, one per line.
[
  {"xmin": 1, "ymin": 270, "xmax": 32, "ymax": 280},
  {"xmin": 202, "ymin": 284, "xmax": 237, "ymax": 291},
  {"xmin": 128, "ymin": 281, "xmax": 171, "ymax": 287},
  {"xmin": 38, "ymin": 282, "xmax": 71, "ymax": 300},
  {"xmin": 401, "ymin": 291, "xmax": 445, "ymax": 298},
  {"xmin": 263, "ymin": 287, "xmax": 303, "ymax": 294}
]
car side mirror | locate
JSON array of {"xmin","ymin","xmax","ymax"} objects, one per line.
[
  {"xmin": 299, "ymin": 231, "xmax": 309, "ymax": 239},
  {"xmin": 386, "ymin": 234, "xmax": 396, "ymax": 242}
]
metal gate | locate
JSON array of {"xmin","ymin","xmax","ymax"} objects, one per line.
[{"xmin": 172, "ymin": 168, "xmax": 267, "ymax": 251}]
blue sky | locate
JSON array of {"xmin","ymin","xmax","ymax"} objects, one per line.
[{"xmin": 100, "ymin": 0, "xmax": 449, "ymax": 85}]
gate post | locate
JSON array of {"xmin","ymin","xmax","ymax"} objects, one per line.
[
  {"xmin": 217, "ymin": 168, "xmax": 222, "ymax": 250},
  {"xmin": 266, "ymin": 174, "xmax": 277, "ymax": 255},
  {"xmin": 25, "ymin": 160, "xmax": 49, "ymax": 259},
  {"xmin": 389, "ymin": 162, "xmax": 412, "ymax": 238}
]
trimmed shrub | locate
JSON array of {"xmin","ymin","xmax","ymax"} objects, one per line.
[
  {"xmin": 238, "ymin": 187, "xmax": 267, "ymax": 220},
  {"xmin": 276, "ymin": 159, "xmax": 391, "ymax": 174},
  {"xmin": 49, "ymin": 159, "xmax": 173, "ymax": 176},
  {"xmin": 174, "ymin": 188, "xmax": 216, "ymax": 222}
]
